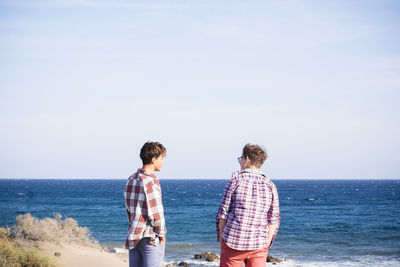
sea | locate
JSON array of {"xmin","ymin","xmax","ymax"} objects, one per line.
[{"xmin": 0, "ymin": 179, "xmax": 399, "ymax": 267}]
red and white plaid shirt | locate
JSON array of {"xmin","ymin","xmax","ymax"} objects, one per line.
[
  {"xmin": 124, "ymin": 169, "xmax": 167, "ymax": 249},
  {"xmin": 216, "ymin": 168, "xmax": 280, "ymax": 251}
]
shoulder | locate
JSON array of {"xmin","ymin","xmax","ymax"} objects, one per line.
[
  {"xmin": 229, "ymin": 170, "xmax": 240, "ymax": 182},
  {"xmin": 232, "ymin": 169, "xmax": 249, "ymax": 179},
  {"xmin": 125, "ymin": 174, "xmax": 136, "ymax": 187},
  {"xmin": 266, "ymin": 178, "xmax": 278, "ymax": 193},
  {"xmin": 231, "ymin": 170, "xmax": 242, "ymax": 178},
  {"xmin": 227, "ymin": 170, "xmax": 244, "ymax": 187},
  {"xmin": 256, "ymin": 171, "xmax": 278, "ymax": 192},
  {"xmin": 125, "ymin": 172, "xmax": 155, "ymax": 190},
  {"xmin": 230, "ymin": 169, "xmax": 260, "ymax": 182},
  {"xmin": 126, "ymin": 172, "xmax": 144, "ymax": 183},
  {"xmin": 256, "ymin": 170, "xmax": 275, "ymax": 187},
  {"xmin": 138, "ymin": 175, "xmax": 155, "ymax": 191},
  {"xmin": 136, "ymin": 173, "xmax": 160, "ymax": 192}
]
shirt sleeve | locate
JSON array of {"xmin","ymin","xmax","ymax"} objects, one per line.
[
  {"xmin": 216, "ymin": 177, "xmax": 237, "ymax": 240},
  {"xmin": 144, "ymin": 180, "xmax": 167, "ymax": 236},
  {"xmin": 267, "ymin": 184, "xmax": 280, "ymax": 225},
  {"xmin": 123, "ymin": 180, "xmax": 132, "ymax": 222},
  {"xmin": 267, "ymin": 183, "xmax": 280, "ymax": 249}
]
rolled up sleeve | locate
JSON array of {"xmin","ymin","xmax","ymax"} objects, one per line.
[
  {"xmin": 267, "ymin": 183, "xmax": 280, "ymax": 249},
  {"xmin": 145, "ymin": 181, "xmax": 167, "ymax": 236},
  {"xmin": 216, "ymin": 177, "xmax": 238, "ymax": 240},
  {"xmin": 217, "ymin": 179, "xmax": 235, "ymax": 220},
  {"xmin": 267, "ymin": 184, "xmax": 280, "ymax": 225}
]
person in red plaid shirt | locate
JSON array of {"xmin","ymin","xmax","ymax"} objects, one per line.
[
  {"xmin": 124, "ymin": 142, "xmax": 167, "ymax": 267},
  {"xmin": 216, "ymin": 144, "xmax": 280, "ymax": 267}
]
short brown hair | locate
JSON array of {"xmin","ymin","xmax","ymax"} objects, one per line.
[
  {"xmin": 242, "ymin": 143, "xmax": 267, "ymax": 168},
  {"xmin": 140, "ymin": 142, "xmax": 167, "ymax": 165}
]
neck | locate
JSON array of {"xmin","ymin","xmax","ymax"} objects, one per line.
[
  {"xmin": 243, "ymin": 165, "xmax": 259, "ymax": 170},
  {"xmin": 142, "ymin": 164, "xmax": 155, "ymax": 174}
]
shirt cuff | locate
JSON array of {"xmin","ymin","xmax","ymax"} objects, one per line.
[
  {"xmin": 267, "ymin": 216, "xmax": 280, "ymax": 225},
  {"xmin": 154, "ymin": 229, "xmax": 167, "ymax": 236},
  {"xmin": 217, "ymin": 213, "xmax": 228, "ymax": 220}
]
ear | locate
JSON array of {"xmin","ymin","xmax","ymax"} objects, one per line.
[
  {"xmin": 245, "ymin": 157, "xmax": 251, "ymax": 168},
  {"xmin": 151, "ymin": 157, "xmax": 157, "ymax": 164}
]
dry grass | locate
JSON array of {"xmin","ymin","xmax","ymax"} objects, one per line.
[
  {"xmin": 0, "ymin": 213, "xmax": 101, "ymax": 267},
  {"xmin": 0, "ymin": 236, "xmax": 57, "ymax": 267},
  {"xmin": 0, "ymin": 227, "xmax": 13, "ymax": 240},
  {"xmin": 12, "ymin": 213, "xmax": 100, "ymax": 249}
]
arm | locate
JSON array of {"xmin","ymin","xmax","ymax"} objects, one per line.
[
  {"xmin": 267, "ymin": 223, "xmax": 278, "ymax": 247},
  {"xmin": 218, "ymin": 218, "xmax": 227, "ymax": 243},
  {"xmin": 216, "ymin": 178, "xmax": 236, "ymax": 242},
  {"xmin": 267, "ymin": 184, "xmax": 280, "ymax": 248},
  {"xmin": 123, "ymin": 181, "xmax": 133, "ymax": 222},
  {"xmin": 125, "ymin": 209, "xmax": 131, "ymax": 221},
  {"xmin": 145, "ymin": 181, "xmax": 167, "ymax": 239}
]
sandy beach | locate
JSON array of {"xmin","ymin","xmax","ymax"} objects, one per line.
[
  {"xmin": 0, "ymin": 213, "xmax": 130, "ymax": 267},
  {"xmin": 42, "ymin": 242, "xmax": 128, "ymax": 267}
]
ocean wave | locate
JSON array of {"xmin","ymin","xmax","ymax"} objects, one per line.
[
  {"xmin": 103, "ymin": 244, "xmax": 126, "ymax": 254},
  {"xmin": 109, "ymin": 247, "xmax": 126, "ymax": 254},
  {"xmin": 163, "ymin": 257, "xmax": 400, "ymax": 267},
  {"xmin": 164, "ymin": 258, "xmax": 218, "ymax": 267},
  {"xmin": 168, "ymin": 243, "xmax": 193, "ymax": 247},
  {"xmin": 274, "ymin": 256, "xmax": 400, "ymax": 267}
]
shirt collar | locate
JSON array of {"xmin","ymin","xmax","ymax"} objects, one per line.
[
  {"xmin": 137, "ymin": 168, "xmax": 157, "ymax": 179},
  {"xmin": 241, "ymin": 168, "xmax": 266, "ymax": 177}
]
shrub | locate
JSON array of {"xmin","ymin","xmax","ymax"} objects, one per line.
[
  {"xmin": 0, "ymin": 237, "xmax": 56, "ymax": 267},
  {"xmin": 0, "ymin": 227, "xmax": 13, "ymax": 240},
  {"xmin": 13, "ymin": 213, "xmax": 99, "ymax": 248},
  {"xmin": 1, "ymin": 213, "xmax": 100, "ymax": 267}
]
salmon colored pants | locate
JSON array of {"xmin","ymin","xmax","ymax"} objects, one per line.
[{"xmin": 220, "ymin": 241, "xmax": 269, "ymax": 267}]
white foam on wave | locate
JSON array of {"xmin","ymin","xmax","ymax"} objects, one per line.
[
  {"xmin": 164, "ymin": 256, "xmax": 400, "ymax": 267},
  {"xmin": 275, "ymin": 258, "xmax": 400, "ymax": 267},
  {"xmin": 164, "ymin": 258, "xmax": 219, "ymax": 267},
  {"xmin": 108, "ymin": 247, "xmax": 126, "ymax": 254}
]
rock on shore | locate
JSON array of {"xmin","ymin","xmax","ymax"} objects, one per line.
[
  {"xmin": 267, "ymin": 255, "xmax": 282, "ymax": 263},
  {"xmin": 194, "ymin": 252, "xmax": 219, "ymax": 262},
  {"xmin": 193, "ymin": 252, "xmax": 283, "ymax": 264},
  {"xmin": 164, "ymin": 252, "xmax": 283, "ymax": 267}
]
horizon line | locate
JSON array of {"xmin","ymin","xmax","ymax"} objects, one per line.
[{"xmin": 0, "ymin": 177, "xmax": 398, "ymax": 180}]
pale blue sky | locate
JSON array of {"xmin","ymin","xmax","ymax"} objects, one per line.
[{"xmin": 1, "ymin": 0, "xmax": 399, "ymax": 179}]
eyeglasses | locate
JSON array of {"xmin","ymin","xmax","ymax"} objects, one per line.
[{"xmin": 237, "ymin": 156, "xmax": 243, "ymax": 163}]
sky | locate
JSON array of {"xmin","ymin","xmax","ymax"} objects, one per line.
[{"xmin": 0, "ymin": 0, "xmax": 399, "ymax": 179}]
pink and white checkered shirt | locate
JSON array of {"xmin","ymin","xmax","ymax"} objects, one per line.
[
  {"xmin": 216, "ymin": 168, "xmax": 280, "ymax": 251},
  {"xmin": 124, "ymin": 169, "xmax": 167, "ymax": 249}
]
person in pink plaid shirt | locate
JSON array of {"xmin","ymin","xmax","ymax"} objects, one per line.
[
  {"xmin": 216, "ymin": 144, "xmax": 280, "ymax": 267},
  {"xmin": 124, "ymin": 142, "xmax": 167, "ymax": 267}
]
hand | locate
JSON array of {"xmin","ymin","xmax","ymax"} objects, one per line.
[{"xmin": 159, "ymin": 236, "xmax": 166, "ymax": 244}]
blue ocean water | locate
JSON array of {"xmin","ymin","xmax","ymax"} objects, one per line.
[{"xmin": 0, "ymin": 179, "xmax": 399, "ymax": 266}]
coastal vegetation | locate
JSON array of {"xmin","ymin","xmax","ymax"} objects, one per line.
[
  {"xmin": 0, "ymin": 213, "xmax": 99, "ymax": 267},
  {"xmin": 0, "ymin": 232, "xmax": 55, "ymax": 267}
]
